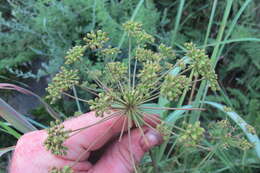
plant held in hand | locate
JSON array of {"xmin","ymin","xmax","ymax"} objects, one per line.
[{"xmin": 44, "ymin": 21, "xmax": 223, "ymax": 172}]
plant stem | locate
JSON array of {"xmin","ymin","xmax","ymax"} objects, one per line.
[
  {"xmin": 62, "ymin": 92, "xmax": 89, "ymax": 103},
  {"xmin": 128, "ymin": 35, "xmax": 132, "ymax": 89},
  {"xmin": 72, "ymin": 85, "xmax": 82, "ymax": 113},
  {"xmin": 149, "ymin": 150, "xmax": 159, "ymax": 173},
  {"xmin": 132, "ymin": 59, "xmax": 138, "ymax": 89},
  {"xmin": 139, "ymin": 106, "xmax": 206, "ymax": 111},
  {"xmin": 188, "ymin": 75, "xmax": 198, "ymax": 104},
  {"xmin": 171, "ymin": 0, "xmax": 186, "ymax": 45}
]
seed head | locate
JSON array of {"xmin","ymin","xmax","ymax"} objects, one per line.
[
  {"xmin": 101, "ymin": 46, "xmax": 121, "ymax": 59},
  {"xmin": 161, "ymin": 75, "xmax": 190, "ymax": 101},
  {"xmin": 179, "ymin": 122, "xmax": 205, "ymax": 147},
  {"xmin": 65, "ymin": 45, "xmax": 86, "ymax": 65},
  {"xmin": 135, "ymin": 48, "xmax": 164, "ymax": 62},
  {"xmin": 84, "ymin": 30, "xmax": 109, "ymax": 50},
  {"xmin": 185, "ymin": 42, "xmax": 219, "ymax": 90},
  {"xmin": 106, "ymin": 62, "xmax": 127, "ymax": 83},
  {"xmin": 44, "ymin": 120, "xmax": 71, "ymax": 156},
  {"xmin": 46, "ymin": 67, "xmax": 79, "ymax": 104},
  {"xmin": 238, "ymin": 137, "xmax": 253, "ymax": 150},
  {"xmin": 88, "ymin": 92, "xmax": 114, "ymax": 117},
  {"xmin": 123, "ymin": 21, "xmax": 154, "ymax": 44},
  {"xmin": 158, "ymin": 43, "xmax": 176, "ymax": 59}
]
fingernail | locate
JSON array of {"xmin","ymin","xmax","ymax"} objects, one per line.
[{"xmin": 141, "ymin": 129, "xmax": 163, "ymax": 151}]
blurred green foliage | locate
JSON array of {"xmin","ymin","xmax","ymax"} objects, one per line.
[{"xmin": 0, "ymin": 0, "xmax": 160, "ymax": 78}]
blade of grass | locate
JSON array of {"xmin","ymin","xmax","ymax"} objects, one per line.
[
  {"xmin": 171, "ymin": 0, "xmax": 185, "ymax": 45},
  {"xmin": 25, "ymin": 117, "xmax": 47, "ymax": 129},
  {"xmin": 0, "ymin": 121, "xmax": 21, "ymax": 139},
  {"xmin": 210, "ymin": 0, "xmax": 234, "ymax": 66},
  {"xmin": 203, "ymin": 0, "xmax": 218, "ymax": 47},
  {"xmin": 204, "ymin": 37, "xmax": 260, "ymax": 47},
  {"xmin": 0, "ymin": 146, "xmax": 15, "ymax": 158},
  {"xmin": 0, "ymin": 98, "xmax": 37, "ymax": 133},
  {"xmin": 0, "ymin": 83, "xmax": 61, "ymax": 120},
  {"xmin": 216, "ymin": 0, "xmax": 252, "ymax": 60}
]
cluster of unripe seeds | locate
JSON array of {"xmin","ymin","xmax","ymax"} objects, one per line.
[
  {"xmin": 46, "ymin": 67, "xmax": 79, "ymax": 104},
  {"xmin": 179, "ymin": 122, "xmax": 205, "ymax": 147},
  {"xmin": 44, "ymin": 120, "xmax": 71, "ymax": 156}
]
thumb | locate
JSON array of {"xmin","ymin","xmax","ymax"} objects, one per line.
[{"xmin": 89, "ymin": 127, "xmax": 163, "ymax": 173}]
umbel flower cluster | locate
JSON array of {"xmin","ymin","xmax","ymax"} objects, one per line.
[
  {"xmin": 208, "ymin": 120, "xmax": 253, "ymax": 150},
  {"xmin": 44, "ymin": 120, "xmax": 71, "ymax": 156},
  {"xmin": 43, "ymin": 21, "xmax": 251, "ymax": 172}
]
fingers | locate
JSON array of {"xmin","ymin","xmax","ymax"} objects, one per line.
[
  {"xmin": 59, "ymin": 111, "xmax": 161, "ymax": 161},
  {"xmin": 89, "ymin": 127, "xmax": 163, "ymax": 173},
  {"xmin": 10, "ymin": 130, "xmax": 92, "ymax": 173},
  {"xmin": 61, "ymin": 111, "xmax": 129, "ymax": 160}
]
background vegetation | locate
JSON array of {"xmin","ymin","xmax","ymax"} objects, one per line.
[{"xmin": 0, "ymin": 0, "xmax": 259, "ymax": 172}]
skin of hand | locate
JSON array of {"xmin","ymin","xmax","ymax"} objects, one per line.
[{"xmin": 9, "ymin": 111, "xmax": 163, "ymax": 173}]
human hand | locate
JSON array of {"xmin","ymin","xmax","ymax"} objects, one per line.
[{"xmin": 10, "ymin": 111, "xmax": 163, "ymax": 173}]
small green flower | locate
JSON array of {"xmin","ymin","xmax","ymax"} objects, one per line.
[
  {"xmin": 177, "ymin": 59, "xmax": 186, "ymax": 70},
  {"xmin": 179, "ymin": 122, "xmax": 205, "ymax": 147},
  {"xmin": 246, "ymin": 124, "xmax": 256, "ymax": 134},
  {"xmin": 88, "ymin": 92, "xmax": 114, "ymax": 117},
  {"xmin": 44, "ymin": 120, "xmax": 71, "ymax": 156},
  {"xmin": 65, "ymin": 45, "xmax": 86, "ymax": 65},
  {"xmin": 123, "ymin": 21, "xmax": 154, "ymax": 44},
  {"xmin": 84, "ymin": 30, "xmax": 109, "ymax": 50},
  {"xmin": 50, "ymin": 166, "xmax": 73, "ymax": 173},
  {"xmin": 46, "ymin": 67, "xmax": 79, "ymax": 104},
  {"xmin": 158, "ymin": 43, "xmax": 176, "ymax": 59},
  {"xmin": 106, "ymin": 62, "xmax": 127, "ymax": 83},
  {"xmin": 223, "ymin": 106, "xmax": 233, "ymax": 112},
  {"xmin": 185, "ymin": 42, "xmax": 219, "ymax": 91},
  {"xmin": 161, "ymin": 75, "xmax": 190, "ymax": 101},
  {"xmin": 137, "ymin": 61, "xmax": 161, "ymax": 94},
  {"xmin": 135, "ymin": 48, "xmax": 163, "ymax": 62},
  {"xmin": 123, "ymin": 21, "xmax": 142, "ymax": 34},
  {"xmin": 238, "ymin": 137, "xmax": 253, "ymax": 150},
  {"xmin": 100, "ymin": 46, "xmax": 121, "ymax": 59},
  {"xmin": 156, "ymin": 123, "xmax": 171, "ymax": 140}
]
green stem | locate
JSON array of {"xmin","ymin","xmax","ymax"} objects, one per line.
[
  {"xmin": 72, "ymin": 85, "xmax": 82, "ymax": 113},
  {"xmin": 128, "ymin": 36, "xmax": 132, "ymax": 89},
  {"xmin": 203, "ymin": 0, "xmax": 218, "ymax": 48},
  {"xmin": 171, "ymin": 0, "xmax": 186, "ymax": 45}
]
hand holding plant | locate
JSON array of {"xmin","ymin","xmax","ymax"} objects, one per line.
[
  {"xmin": 42, "ymin": 21, "xmax": 220, "ymax": 172},
  {"xmin": 10, "ymin": 111, "xmax": 162, "ymax": 173},
  {"xmin": 8, "ymin": 21, "xmax": 255, "ymax": 173}
]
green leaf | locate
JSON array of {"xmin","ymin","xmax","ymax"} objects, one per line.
[
  {"xmin": 0, "ymin": 98, "xmax": 37, "ymax": 133},
  {"xmin": 0, "ymin": 121, "xmax": 21, "ymax": 138}
]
